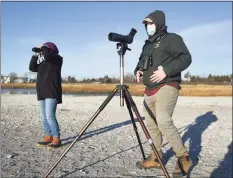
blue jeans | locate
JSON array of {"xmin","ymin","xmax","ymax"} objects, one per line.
[{"xmin": 39, "ymin": 98, "xmax": 60, "ymax": 137}]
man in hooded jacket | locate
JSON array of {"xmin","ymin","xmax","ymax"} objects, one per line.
[{"xmin": 134, "ymin": 10, "xmax": 193, "ymax": 177}]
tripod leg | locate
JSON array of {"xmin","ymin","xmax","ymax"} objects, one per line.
[
  {"xmin": 123, "ymin": 89, "xmax": 146, "ymax": 160},
  {"xmin": 123, "ymin": 87, "xmax": 170, "ymax": 178},
  {"xmin": 43, "ymin": 87, "xmax": 118, "ymax": 178}
]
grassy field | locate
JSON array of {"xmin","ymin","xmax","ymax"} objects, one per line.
[{"xmin": 1, "ymin": 83, "xmax": 232, "ymax": 96}]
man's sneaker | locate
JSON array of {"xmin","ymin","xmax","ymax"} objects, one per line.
[
  {"xmin": 37, "ymin": 136, "xmax": 53, "ymax": 146},
  {"xmin": 172, "ymin": 153, "xmax": 193, "ymax": 177},
  {"xmin": 136, "ymin": 152, "xmax": 163, "ymax": 169},
  {"xmin": 46, "ymin": 137, "xmax": 62, "ymax": 149}
]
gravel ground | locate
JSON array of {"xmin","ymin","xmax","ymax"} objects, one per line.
[{"xmin": 1, "ymin": 94, "xmax": 232, "ymax": 178}]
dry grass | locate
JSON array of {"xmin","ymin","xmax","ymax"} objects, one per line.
[{"xmin": 1, "ymin": 83, "xmax": 232, "ymax": 96}]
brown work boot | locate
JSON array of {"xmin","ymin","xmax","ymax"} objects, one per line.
[
  {"xmin": 46, "ymin": 137, "xmax": 62, "ymax": 149},
  {"xmin": 172, "ymin": 153, "xmax": 193, "ymax": 177},
  {"xmin": 37, "ymin": 136, "xmax": 53, "ymax": 146},
  {"xmin": 136, "ymin": 152, "xmax": 163, "ymax": 169}
]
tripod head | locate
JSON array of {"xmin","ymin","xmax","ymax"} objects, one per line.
[
  {"xmin": 116, "ymin": 42, "xmax": 131, "ymax": 56},
  {"xmin": 108, "ymin": 28, "xmax": 137, "ymax": 56},
  {"xmin": 108, "ymin": 28, "xmax": 137, "ymax": 106}
]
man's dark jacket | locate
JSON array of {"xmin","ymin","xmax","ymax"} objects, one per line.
[
  {"xmin": 134, "ymin": 10, "xmax": 192, "ymax": 91},
  {"xmin": 29, "ymin": 53, "xmax": 63, "ymax": 104}
]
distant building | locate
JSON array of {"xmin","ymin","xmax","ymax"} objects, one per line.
[
  {"xmin": 28, "ymin": 78, "xmax": 36, "ymax": 83},
  {"xmin": 1, "ymin": 76, "xmax": 4, "ymax": 83},
  {"xmin": 1, "ymin": 76, "xmax": 11, "ymax": 83},
  {"xmin": 14, "ymin": 77, "xmax": 28, "ymax": 83},
  {"xmin": 182, "ymin": 76, "xmax": 191, "ymax": 82}
]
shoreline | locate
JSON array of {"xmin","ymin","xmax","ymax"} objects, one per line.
[{"xmin": 1, "ymin": 83, "xmax": 232, "ymax": 96}]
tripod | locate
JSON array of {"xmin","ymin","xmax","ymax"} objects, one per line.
[{"xmin": 43, "ymin": 42, "xmax": 170, "ymax": 178}]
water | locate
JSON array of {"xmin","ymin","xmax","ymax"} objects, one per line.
[
  {"xmin": 1, "ymin": 88, "xmax": 117, "ymax": 96},
  {"xmin": 1, "ymin": 88, "xmax": 37, "ymax": 95}
]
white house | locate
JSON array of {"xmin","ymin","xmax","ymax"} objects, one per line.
[
  {"xmin": 1, "ymin": 76, "xmax": 11, "ymax": 83},
  {"xmin": 182, "ymin": 76, "xmax": 191, "ymax": 82},
  {"xmin": 14, "ymin": 77, "xmax": 28, "ymax": 83}
]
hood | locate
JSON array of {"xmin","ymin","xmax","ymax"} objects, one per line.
[
  {"xmin": 50, "ymin": 52, "xmax": 63, "ymax": 61},
  {"xmin": 54, "ymin": 54, "xmax": 63, "ymax": 60},
  {"xmin": 48, "ymin": 53, "xmax": 63, "ymax": 63},
  {"xmin": 41, "ymin": 44, "xmax": 63, "ymax": 60},
  {"xmin": 42, "ymin": 42, "xmax": 59, "ymax": 54},
  {"xmin": 143, "ymin": 10, "xmax": 168, "ymax": 42}
]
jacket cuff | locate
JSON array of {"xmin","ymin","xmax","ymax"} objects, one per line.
[{"xmin": 162, "ymin": 65, "xmax": 171, "ymax": 77}]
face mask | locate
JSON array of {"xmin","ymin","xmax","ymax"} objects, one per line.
[{"xmin": 146, "ymin": 24, "xmax": 156, "ymax": 36}]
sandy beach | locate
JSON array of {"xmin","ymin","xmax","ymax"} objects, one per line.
[{"xmin": 1, "ymin": 94, "xmax": 232, "ymax": 178}]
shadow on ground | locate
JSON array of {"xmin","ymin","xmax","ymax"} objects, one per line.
[
  {"xmin": 60, "ymin": 117, "xmax": 145, "ymax": 147},
  {"xmin": 58, "ymin": 117, "xmax": 147, "ymax": 177},
  {"xmin": 58, "ymin": 144, "xmax": 143, "ymax": 178},
  {"xmin": 58, "ymin": 111, "xmax": 223, "ymax": 177},
  {"xmin": 210, "ymin": 141, "xmax": 232, "ymax": 178},
  {"xmin": 162, "ymin": 111, "xmax": 218, "ymax": 177}
]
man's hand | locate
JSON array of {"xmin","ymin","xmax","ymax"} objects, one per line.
[
  {"xmin": 150, "ymin": 68, "xmax": 167, "ymax": 83},
  {"xmin": 136, "ymin": 70, "xmax": 143, "ymax": 83}
]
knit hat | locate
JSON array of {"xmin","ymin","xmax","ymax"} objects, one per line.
[{"xmin": 42, "ymin": 42, "xmax": 59, "ymax": 54}]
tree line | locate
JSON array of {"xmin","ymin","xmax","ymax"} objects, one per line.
[
  {"xmin": 183, "ymin": 72, "xmax": 232, "ymax": 85},
  {"xmin": 63, "ymin": 72, "xmax": 232, "ymax": 85},
  {"xmin": 2, "ymin": 71, "xmax": 233, "ymax": 85}
]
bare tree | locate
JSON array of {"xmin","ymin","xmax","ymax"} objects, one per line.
[
  {"xmin": 23, "ymin": 72, "xmax": 29, "ymax": 78},
  {"xmin": 184, "ymin": 71, "xmax": 191, "ymax": 79},
  {"xmin": 124, "ymin": 73, "xmax": 136, "ymax": 83},
  {"xmin": 27, "ymin": 72, "xmax": 37, "ymax": 80},
  {"xmin": 8, "ymin": 72, "xmax": 17, "ymax": 82}
]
